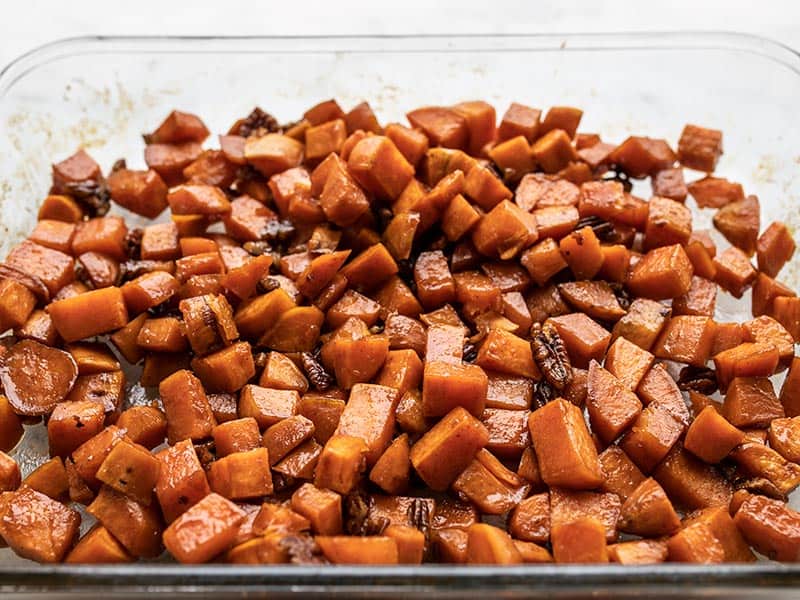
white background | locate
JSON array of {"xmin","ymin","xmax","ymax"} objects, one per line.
[{"xmin": 1, "ymin": 0, "xmax": 799, "ymax": 68}]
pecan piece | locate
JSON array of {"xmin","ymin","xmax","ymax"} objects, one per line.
[
  {"xmin": 236, "ymin": 107, "xmax": 280, "ymax": 137},
  {"xmin": 344, "ymin": 491, "xmax": 388, "ymax": 537},
  {"xmin": 733, "ymin": 476, "xmax": 786, "ymax": 501},
  {"xmin": 123, "ymin": 228, "xmax": 144, "ymax": 260},
  {"xmin": 61, "ymin": 179, "xmax": 111, "ymax": 217},
  {"xmin": 301, "ymin": 352, "xmax": 334, "ymax": 391},
  {"xmin": 531, "ymin": 322, "xmax": 573, "ymax": 391},
  {"xmin": 533, "ymin": 379, "xmax": 556, "ymax": 410},
  {"xmin": 677, "ymin": 365, "xmax": 718, "ymax": 395}
]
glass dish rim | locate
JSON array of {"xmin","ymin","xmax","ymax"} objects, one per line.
[{"xmin": 1, "ymin": 31, "xmax": 800, "ymax": 591}]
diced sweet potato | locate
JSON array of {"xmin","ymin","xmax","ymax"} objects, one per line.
[
  {"xmin": 87, "ymin": 485, "xmax": 163, "ymax": 558},
  {"xmin": 407, "ymin": 106, "xmax": 468, "ymax": 150},
  {"xmin": 618, "ymin": 477, "xmax": 680, "ymax": 536},
  {"xmin": 684, "ymin": 405, "xmax": 744, "ymax": 463},
  {"xmin": 559, "ymin": 226, "xmax": 604, "ymax": 281},
  {"xmin": 291, "ymin": 482, "xmax": 342, "ymax": 535},
  {"xmin": 96, "ymin": 440, "xmax": 160, "ymax": 505},
  {"xmin": 547, "ymin": 313, "xmax": 611, "ymax": 369},
  {"xmin": 317, "ymin": 535, "xmax": 399, "ymax": 564},
  {"xmin": 48, "ymin": 286, "xmax": 129, "ymax": 342},
  {"xmin": 627, "ymin": 244, "xmax": 693, "ymax": 300},
  {"xmin": 677, "ymin": 124, "xmax": 722, "ymax": 172},
  {"xmin": 604, "ymin": 336, "xmax": 654, "ymax": 392},
  {"xmin": 713, "ymin": 194, "xmax": 759, "ymax": 257},
  {"xmin": 651, "ymin": 167, "xmax": 688, "ymax": 202},
  {"xmin": 66, "ymin": 524, "xmax": 133, "ymax": 564},
  {"xmin": 452, "ymin": 449, "xmax": 529, "ymax": 514},
  {"xmin": 466, "ymin": 523, "xmax": 523, "ymax": 565},
  {"xmin": 653, "ymin": 315, "xmax": 716, "ymax": 367},
  {"xmin": 620, "ymin": 404, "xmax": 684, "ymax": 474},
  {"xmin": 551, "ymin": 517, "xmax": 608, "ymax": 563},
  {"xmin": 155, "ymin": 439, "xmax": 211, "ymax": 523},
  {"xmin": 209, "ymin": 447, "xmax": 273, "ymax": 499},
  {"xmin": 314, "ymin": 434, "xmax": 368, "ymax": 495},
  {"xmin": 0, "ymin": 485, "xmax": 80, "ymax": 562},
  {"xmin": 773, "ymin": 296, "xmax": 800, "ymax": 342},
  {"xmin": 369, "ymin": 434, "xmax": 411, "ymax": 495},
  {"xmin": 722, "ymin": 376, "xmax": 783, "ymax": 428},
  {"xmin": 159, "ymin": 369, "xmax": 216, "ymax": 444},
  {"xmin": 598, "ymin": 445, "xmax": 646, "ymax": 501},
  {"xmin": 757, "ymin": 221, "xmax": 796, "ymax": 278},
  {"xmin": 163, "ymin": 492, "xmax": 245, "ymax": 563},
  {"xmin": 608, "ymin": 539, "xmax": 668, "ymax": 565},
  {"xmin": 611, "ymin": 298, "xmax": 670, "ymax": 351},
  {"xmin": 579, "ymin": 181, "xmax": 648, "ymax": 229},
  {"xmin": 529, "ymin": 398, "xmax": 601, "ymax": 489},
  {"xmin": 769, "ymin": 417, "xmax": 800, "ymax": 463},
  {"xmin": 532, "ymin": 129, "xmax": 578, "ymax": 174},
  {"xmin": 422, "ymin": 361, "xmax": 488, "ymax": 417},
  {"xmin": 653, "ymin": 444, "xmax": 732, "ymax": 511},
  {"xmin": 713, "ymin": 246, "xmax": 757, "ymax": 298},
  {"xmin": 586, "ymin": 360, "xmax": 642, "ymax": 444},
  {"xmin": 0, "ymin": 395, "xmax": 23, "ymax": 453},
  {"xmin": 730, "ymin": 441, "xmax": 800, "ymax": 497},
  {"xmin": 348, "ymin": 136, "xmax": 414, "ymax": 201},
  {"xmin": 498, "ymin": 102, "xmax": 541, "ymax": 143},
  {"xmin": 734, "ymin": 494, "xmax": 800, "ymax": 561}
]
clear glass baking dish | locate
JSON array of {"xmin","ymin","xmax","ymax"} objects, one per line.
[{"xmin": 1, "ymin": 32, "xmax": 800, "ymax": 598}]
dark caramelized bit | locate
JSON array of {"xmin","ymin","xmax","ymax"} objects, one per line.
[
  {"xmin": 235, "ymin": 107, "xmax": 281, "ymax": 137},
  {"xmin": 123, "ymin": 228, "xmax": 144, "ymax": 260},
  {"xmin": 677, "ymin": 366, "xmax": 718, "ymax": 395},
  {"xmin": 532, "ymin": 380, "xmax": 556, "ymax": 410},
  {"xmin": 575, "ymin": 215, "xmax": 616, "ymax": 242},
  {"xmin": 530, "ymin": 322, "xmax": 572, "ymax": 391},
  {"xmin": 344, "ymin": 492, "xmax": 388, "ymax": 536},
  {"xmin": 301, "ymin": 351, "xmax": 335, "ymax": 391},
  {"xmin": 61, "ymin": 179, "xmax": 111, "ymax": 217}
]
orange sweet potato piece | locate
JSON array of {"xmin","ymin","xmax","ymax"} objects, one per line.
[
  {"xmin": 369, "ymin": 433, "xmax": 411, "ymax": 495},
  {"xmin": 0, "ymin": 339, "xmax": 78, "ymax": 416},
  {"xmin": 290, "ymin": 482, "xmax": 342, "ymax": 535},
  {"xmin": 191, "ymin": 341, "xmax": 255, "ymax": 393},
  {"xmin": 422, "ymin": 361, "xmax": 488, "ymax": 417},
  {"xmin": 547, "ymin": 313, "xmax": 611, "ymax": 369},
  {"xmin": 0, "ymin": 450, "xmax": 20, "ymax": 492},
  {"xmin": 618, "ymin": 477, "xmax": 680, "ymax": 536},
  {"xmin": 116, "ymin": 405, "xmax": 167, "ymax": 450},
  {"xmin": 773, "ymin": 296, "xmax": 800, "ymax": 342},
  {"xmin": 410, "ymin": 406, "xmax": 489, "ymax": 491},
  {"xmin": 407, "ymin": 106, "xmax": 468, "ymax": 149},
  {"xmin": 653, "ymin": 444, "xmax": 732, "ymax": 511},
  {"xmin": 317, "ymin": 535, "xmax": 399, "ymax": 564},
  {"xmin": 529, "ymin": 398, "xmax": 601, "ymax": 489},
  {"xmin": 107, "ymin": 168, "xmax": 168, "ymax": 219},
  {"xmin": 334, "ymin": 384, "xmax": 399, "ymax": 466},
  {"xmin": 684, "ymin": 405, "xmax": 744, "ymax": 464},
  {"xmin": 66, "ymin": 524, "xmax": 133, "ymax": 564},
  {"xmin": 96, "ymin": 440, "xmax": 160, "ymax": 505},
  {"xmin": 672, "ymin": 276, "xmax": 717, "ymax": 317},
  {"xmin": 713, "ymin": 246, "xmax": 757, "ymax": 298},
  {"xmin": 38, "ymin": 194, "xmax": 83, "ymax": 223},
  {"xmin": 611, "ymin": 298, "xmax": 670, "ymax": 351},
  {"xmin": 757, "ymin": 221, "xmax": 796, "ymax": 278},
  {"xmin": 608, "ymin": 539, "xmax": 669, "ymax": 565},
  {"xmin": 48, "ymin": 286, "xmax": 129, "ymax": 343},
  {"xmin": 678, "ymin": 124, "xmax": 723, "ymax": 172},
  {"xmin": 0, "ymin": 278, "xmax": 35, "ymax": 334},
  {"xmin": 465, "ymin": 523, "xmax": 522, "ymax": 564},
  {"xmin": 71, "ymin": 216, "xmax": 128, "ymax": 261},
  {"xmin": 155, "ymin": 439, "xmax": 210, "ymax": 523},
  {"xmin": 714, "ymin": 342, "xmax": 780, "ymax": 392},
  {"xmin": 579, "ymin": 181, "xmax": 648, "ymax": 229},
  {"xmin": 0, "ymin": 485, "xmax": 81, "ymax": 562},
  {"xmin": 627, "ymin": 244, "xmax": 693, "ymax": 300},
  {"xmin": 620, "ymin": 404, "xmax": 684, "ymax": 474},
  {"xmin": 472, "ymin": 200, "xmax": 538, "ymax": 260},
  {"xmin": 508, "ymin": 492, "xmax": 550, "ymax": 543},
  {"xmin": 769, "ymin": 417, "xmax": 800, "ymax": 463},
  {"xmin": 498, "ymin": 102, "xmax": 541, "ymax": 143},
  {"xmin": 520, "ymin": 239, "xmax": 568, "ymax": 288},
  {"xmin": 29, "ymin": 219, "xmax": 76, "ymax": 254},
  {"xmin": 604, "ymin": 336, "xmax": 654, "ymax": 392},
  {"xmin": 653, "ymin": 315, "xmax": 716, "ymax": 367},
  {"xmin": 211, "ymin": 417, "xmax": 261, "ymax": 458},
  {"xmin": 551, "ymin": 517, "xmax": 608, "ymax": 563},
  {"xmin": 159, "ymin": 369, "xmax": 216, "ymax": 444},
  {"xmin": 385, "ymin": 123, "xmax": 429, "ymax": 167},
  {"xmin": 731, "ymin": 441, "xmax": 800, "ymax": 497},
  {"xmin": 609, "ymin": 136, "xmax": 676, "ymax": 177},
  {"xmin": 598, "ymin": 445, "xmax": 646, "ymax": 501},
  {"xmin": 713, "ymin": 194, "xmax": 759, "ymax": 256},
  {"xmin": 476, "ymin": 328, "xmax": 538, "ymax": 378},
  {"xmin": 314, "ymin": 434, "xmax": 368, "ymax": 495},
  {"xmin": 87, "ymin": 486, "xmax": 162, "ymax": 558},
  {"xmin": 559, "ymin": 226, "xmax": 604, "ymax": 280},
  {"xmin": 244, "ymin": 133, "xmax": 304, "ymax": 177},
  {"xmin": 163, "ymin": 492, "xmax": 245, "ymax": 564},
  {"xmin": 383, "ymin": 313, "xmax": 426, "ymax": 355},
  {"xmin": 482, "ymin": 408, "xmax": 530, "ymax": 458},
  {"xmin": 452, "ymin": 449, "xmax": 529, "ymax": 514},
  {"xmin": 644, "ymin": 195, "xmax": 692, "ymax": 250},
  {"xmin": 348, "ymin": 136, "xmax": 415, "ymax": 201},
  {"xmin": 558, "ymin": 280, "xmax": 626, "ymax": 322},
  {"xmin": 685, "ymin": 236, "xmax": 718, "ymax": 280},
  {"xmin": 586, "ymin": 360, "xmax": 642, "ymax": 444},
  {"xmin": 734, "ymin": 494, "xmax": 800, "ymax": 561},
  {"xmin": 209, "ymin": 447, "xmax": 273, "ymax": 500},
  {"xmin": 652, "ymin": 167, "xmax": 688, "ymax": 202},
  {"xmin": 722, "ymin": 376, "xmax": 783, "ymax": 428},
  {"xmin": 0, "ymin": 395, "xmax": 23, "ymax": 453},
  {"xmin": 532, "ymin": 129, "xmax": 578, "ymax": 173}
]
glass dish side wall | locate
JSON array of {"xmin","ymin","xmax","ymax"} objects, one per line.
[{"xmin": 0, "ymin": 34, "xmax": 799, "ymax": 596}]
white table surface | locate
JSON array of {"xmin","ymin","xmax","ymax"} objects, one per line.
[{"xmin": 2, "ymin": 0, "xmax": 799, "ymax": 68}]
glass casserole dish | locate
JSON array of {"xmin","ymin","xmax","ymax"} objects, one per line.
[{"xmin": 0, "ymin": 32, "xmax": 799, "ymax": 597}]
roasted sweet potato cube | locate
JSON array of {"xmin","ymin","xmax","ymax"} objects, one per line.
[
  {"xmin": 497, "ymin": 102, "xmax": 541, "ymax": 143},
  {"xmin": 262, "ymin": 415, "xmax": 314, "ymax": 467},
  {"xmin": 4, "ymin": 240, "xmax": 74, "ymax": 298},
  {"xmin": 422, "ymin": 361, "xmax": 488, "ymax": 417},
  {"xmin": 0, "ymin": 395, "xmax": 23, "ymax": 453},
  {"xmin": 208, "ymin": 447, "xmax": 272, "ymax": 500},
  {"xmin": 464, "ymin": 523, "xmax": 522, "ymax": 564},
  {"xmin": 38, "ymin": 193, "xmax": 83, "ymax": 222},
  {"xmin": 685, "ymin": 237, "xmax": 718, "ymax": 280},
  {"xmin": 743, "ymin": 315, "xmax": 794, "ymax": 364},
  {"xmin": 140, "ymin": 221, "xmax": 180, "ymax": 260},
  {"xmin": 734, "ymin": 495, "xmax": 800, "ymax": 562},
  {"xmin": 471, "ymin": 200, "xmax": 538, "ymax": 260},
  {"xmin": 462, "ymin": 163, "xmax": 512, "ymax": 211},
  {"xmin": 159, "ymin": 369, "xmax": 216, "ymax": 444},
  {"xmin": 348, "ymin": 136, "xmax": 415, "ymax": 201},
  {"xmin": 259, "ymin": 305, "xmax": 324, "ymax": 353},
  {"xmin": 46, "ymin": 286, "xmax": 129, "ymax": 343},
  {"xmin": 0, "ymin": 450, "xmax": 20, "ymax": 493},
  {"xmin": 383, "ymin": 313, "xmax": 426, "ymax": 354},
  {"xmin": 70, "ymin": 217, "xmax": 128, "ymax": 262},
  {"xmin": 385, "ymin": 123, "xmax": 428, "ymax": 167},
  {"xmin": 148, "ymin": 110, "xmax": 209, "ymax": 144},
  {"xmin": 752, "ymin": 273, "xmax": 796, "ymax": 317},
  {"xmin": 0, "ymin": 485, "xmax": 80, "ymax": 562},
  {"xmin": 722, "ymin": 376, "xmax": 783, "ymax": 428},
  {"xmin": 603, "ymin": 336, "xmax": 654, "ymax": 392},
  {"xmin": 314, "ymin": 434, "xmax": 368, "ymax": 495},
  {"xmin": 549, "ymin": 488, "xmax": 621, "ymax": 543},
  {"xmin": 407, "ymin": 106, "xmax": 468, "ymax": 149},
  {"xmin": 608, "ymin": 539, "xmax": 668, "ymax": 565},
  {"xmin": 757, "ymin": 221, "xmax": 796, "ymax": 278},
  {"xmin": 653, "ymin": 315, "xmax": 716, "ymax": 367},
  {"xmin": 547, "ymin": 313, "xmax": 611, "ymax": 369},
  {"xmin": 145, "ymin": 141, "xmax": 202, "ymax": 184},
  {"xmin": 66, "ymin": 524, "xmax": 133, "ymax": 564},
  {"xmin": 432, "ymin": 528, "xmax": 469, "ymax": 563},
  {"xmin": 618, "ymin": 477, "xmax": 680, "ymax": 536},
  {"xmin": 773, "ymin": 296, "xmax": 800, "ymax": 342},
  {"xmin": 551, "ymin": 517, "xmax": 608, "ymax": 563},
  {"xmin": 714, "ymin": 342, "xmax": 780, "ymax": 390},
  {"xmin": 394, "ymin": 389, "xmax": 427, "ymax": 434},
  {"xmin": 121, "ymin": 271, "xmax": 179, "ymax": 316},
  {"xmin": 620, "ymin": 405, "xmax": 684, "ymax": 474},
  {"xmin": 340, "ymin": 243, "xmax": 398, "ymax": 292},
  {"xmin": 234, "ymin": 289, "xmax": 295, "ymax": 340},
  {"xmin": 598, "ymin": 445, "xmax": 646, "ymax": 501},
  {"xmin": 730, "ymin": 441, "xmax": 800, "ymax": 497},
  {"xmin": 578, "ymin": 181, "xmax": 647, "ymax": 229},
  {"xmin": 452, "ymin": 450, "xmax": 529, "ymax": 515},
  {"xmin": 15, "ymin": 308, "xmax": 58, "ymax": 346},
  {"xmin": 713, "ymin": 246, "xmax": 757, "ymax": 298},
  {"xmin": 267, "ymin": 437, "xmax": 320, "ymax": 478},
  {"xmin": 29, "ymin": 218, "xmax": 76, "ymax": 254},
  {"xmin": 653, "ymin": 444, "xmax": 732, "ymax": 511},
  {"xmin": 651, "ymin": 167, "xmax": 688, "ymax": 202},
  {"xmin": 369, "ymin": 433, "xmax": 411, "ymax": 495},
  {"xmin": 209, "ymin": 417, "xmax": 260, "ymax": 458},
  {"xmin": 481, "ymin": 408, "xmax": 530, "ymax": 459},
  {"xmin": 46, "ymin": 399, "xmax": 105, "ymax": 458},
  {"xmin": 243, "ymin": 133, "xmax": 304, "ymax": 177},
  {"xmin": 558, "ymin": 225, "xmax": 604, "ymax": 281},
  {"xmin": 413, "ymin": 250, "xmax": 455, "ymax": 309},
  {"xmin": 688, "ymin": 176, "xmax": 744, "ymax": 209},
  {"xmin": 162, "ymin": 492, "xmax": 245, "ymax": 564},
  {"xmin": 780, "ymin": 358, "xmax": 800, "ymax": 417},
  {"xmin": 87, "ymin": 485, "xmax": 162, "ymax": 558},
  {"xmin": 475, "ymin": 328, "xmax": 538, "ymax": 379},
  {"xmin": 299, "ymin": 394, "xmax": 346, "ymax": 445},
  {"xmin": 644, "ymin": 195, "xmax": 692, "ymax": 250},
  {"xmin": 489, "ymin": 135, "xmax": 535, "ymax": 181},
  {"xmin": 316, "ymin": 535, "xmax": 399, "ymax": 564},
  {"xmin": 627, "ymin": 244, "xmax": 693, "ymax": 300},
  {"xmin": 667, "ymin": 521, "xmax": 726, "ymax": 563},
  {"xmin": 107, "ymin": 168, "xmax": 168, "ymax": 219},
  {"xmin": 516, "ymin": 173, "xmax": 579, "ymax": 212},
  {"xmin": 586, "ymin": 361, "xmax": 642, "ymax": 444},
  {"xmin": 672, "ymin": 276, "xmax": 717, "ymax": 317},
  {"xmin": 528, "ymin": 398, "xmax": 601, "ymax": 489},
  {"xmin": 155, "ymin": 439, "xmax": 210, "ymax": 523},
  {"xmin": 191, "ymin": 341, "xmax": 255, "ymax": 393},
  {"xmin": 291, "ymin": 483, "xmax": 342, "ymax": 535},
  {"xmin": 410, "ymin": 406, "xmax": 488, "ymax": 491},
  {"xmin": 713, "ymin": 194, "xmax": 759, "ymax": 256},
  {"xmin": 507, "ymin": 492, "xmax": 550, "ymax": 543},
  {"xmin": 115, "ymin": 405, "xmax": 167, "ymax": 450},
  {"xmin": 303, "ymin": 118, "xmax": 346, "ymax": 162},
  {"xmin": 531, "ymin": 129, "xmax": 578, "ymax": 174},
  {"xmin": 609, "ymin": 136, "xmax": 676, "ymax": 177},
  {"xmin": 96, "ymin": 440, "xmax": 160, "ymax": 505},
  {"xmin": 333, "ymin": 383, "xmax": 399, "ymax": 466},
  {"xmin": 769, "ymin": 417, "xmax": 800, "ymax": 463},
  {"xmin": 684, "ymin": 405, "xmax": 744, "ymax": 464},
  {"xmin": 376, "ymin": 349, "xmax": 423, "ymax": 396},
  {"xmin": 448, "ymin": 100, "xmax": 495, "ymax": 156},
  {"xmin": 677, "ymin": 124, "xmax": 723, "ymax": 172}
]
